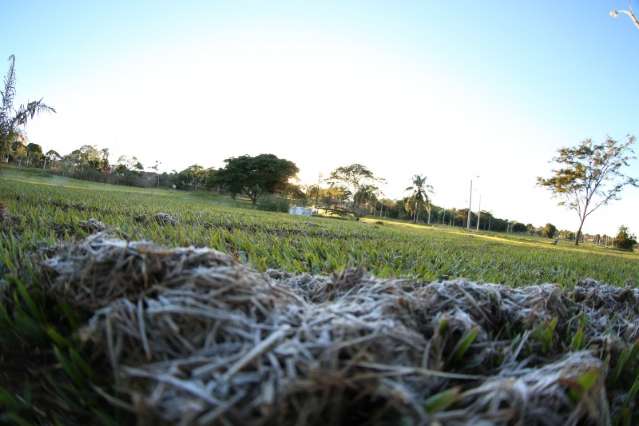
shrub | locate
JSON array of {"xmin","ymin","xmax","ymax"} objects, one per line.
[
  {"xmin": 541, "ymin": 223, "xmax": 557, "ymax": 239},
  {"xmin": 256, "ymin": 195, "xmax": 290, "ymax": 212},
  {"xmin": 613, "ymin": 226, "xmax": 637, "ymax": 251}
]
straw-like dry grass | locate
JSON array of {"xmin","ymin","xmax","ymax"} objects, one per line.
[
  {"xmin": 2, "ymin": 169, "xmax": 639, "ymax": 424},
  {"xmin": 37, "ymin": 232, "xmax": 639, "ymax": 425}
]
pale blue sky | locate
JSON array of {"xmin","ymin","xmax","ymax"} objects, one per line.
[{"xmin": 2, "ymin": 1, "xmax": 639, "ymax": 234}]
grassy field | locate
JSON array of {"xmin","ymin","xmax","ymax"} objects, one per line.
[
  {"xmin": 2, "ymin": 166, "xmax": 639, "ymax": 424},
  {"xmin": 1, "ymin": 166, "xmax": 638, "ymax": 288}
]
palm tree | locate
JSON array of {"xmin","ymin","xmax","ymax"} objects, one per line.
[
  {"xmin": 406, "ymin": 175, "xmax": 434, "ymax": 224},
  {"xmin": 0, "ymin": 55, "xmax": 55, "ymax": 162}
]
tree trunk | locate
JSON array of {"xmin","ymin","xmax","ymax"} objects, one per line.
[
  {"xmin": 427, "ymin": 208, "xmax": 431, "ymax": 225},
  {"xmin": 575, "ymin": 217, "xmax": 586, "ymax": 246}
]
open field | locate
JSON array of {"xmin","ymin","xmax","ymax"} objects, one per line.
[
  {"xmin": 3, "ymin": 167, "xmax": 639, "ymax": 424},
  {"xmin": 1, "ymin": 167, "xmax": 637, "ymax": 288}
]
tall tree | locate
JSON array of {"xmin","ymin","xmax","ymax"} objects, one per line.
[
  {"xmin": 0, "ymin": 55, "xmax": 55, "ymax": 161},
  {"xmin": 353, "ymin": 184, "xmax": 379, "ymax": 211},
  {"xmin": 405, "ymin": 174, "xmax": 434, "ymax": 224},
  {"xmin": 214, "ymin": 154, "xmax": 299, "ymax": 204},
  {"xmin": 43, "ymin": 149, "xmax": 62, "ymax": 169},
  {"xmin": 176, "ymin": 165, "xmax": 207, "ymax": 191},
  {"xmin": 26, "ymin": 142, "xmax": 43, "ymax": 167},
  {"xmin": 327, "ymin": 163, "xmax": 383, "ymax": 208},
  {"xmin": 537, "ymin": 137, "xmax": 638, "ymax": 245},
  {"xmin": 541, "ymin": 223, "xmax": 558, "ymax": 239}
]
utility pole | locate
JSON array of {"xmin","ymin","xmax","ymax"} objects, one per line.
[
  {"xmin": 476, "ymin": 195, "xmax": 481, "ymax": 231},
  {"xmin": 466, "ymin": 179, "xmax": 473, "ymax": 229},
  {"xmin": 315, "ymin": 173, "xmax": 322, "ymax": 207}
]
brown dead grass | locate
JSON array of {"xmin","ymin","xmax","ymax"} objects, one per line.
[{"xmin": 40, "ymin": 233, "xmax": 639, "ymax": 425}]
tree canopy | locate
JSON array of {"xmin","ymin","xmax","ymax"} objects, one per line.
[
  {"xmin": 541, "ymin": 223, "xmax": 557, "ymax": 239},
  {"xmin": 214, "ymin": 154, "xmax": 299, "ymax": 204},
  {"xmin": 537, "ymin": 137, "xmax": 638, "ymax": 245},
  {"xmin": 327, "ymin": 163, "xmax": 383, "ymax": 208}
]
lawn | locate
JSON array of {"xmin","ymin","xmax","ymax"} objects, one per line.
[{"xmin": 1, "ymin": 166, "xmax": 637, "ymax": 288}]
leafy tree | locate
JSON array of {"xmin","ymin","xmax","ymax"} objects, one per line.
[
  {"xmin": 215, "ymin": 154, "xmax": 299, "ymax": 204},
  {"xmin": 115, "ymin": 155, "xmax": 144, "ymax": 175},
  {"xmin": 0, "ymin": 55, "xmax": 55, "ymax": 161},
  {"xmin": 405, "ymin": 174, "xmax": 434, "ymax": 224},
  {"xmin": 66, "ymin": 145, "xmax": 108, "ymax": 171},
  {"xmin": 541, "ymin": 223, "xmax": 558, "ymax": 239},
  {"xmin": 319, "ymin": 185, "xmax": 351, "ymax": 207},
  {"xmin": 43, "ymin": 149, "xmax": 62, "ymax": 169},
  {"xmin": 10, "ymin": 140, "xmax": 27, "ymax": 166},
  {"xmin": 613, "ymin": 225, "xmax": 637, "ymax": 251},
  {"xmin": 353, "ymin": 184, "xmax": 380, "ymax": 211},
  {"xmin": 305, "ymin": 184, "xmax": 321, "ymax": 205},
  {"xmin": 176, "ymin": 165, "xmax": 208, "ymax": 191},
  {"xmin": 26, "ymin": 142, "xmax": 43, "ymax": 167},
  {"xmin": 281, "ymin": 183, "xmax": 307, "ymax": 202},
  {"xmin": 537, "ymin": 137, "xmax": 638, "ymax": 245},
  {"xmin": 100, "ymin": 148, "xmax": 110, "ymax": 172},
  {"xmin": 327, "ymin": 163, "xmax": 383, "ymax": 207},
  {"xmin": 203, "ymin": 168, "xmax": 218, "ymax": 190}
]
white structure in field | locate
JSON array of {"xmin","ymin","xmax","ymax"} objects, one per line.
[{"xmin": 288, "ymin": 206, "xmax": 314, "ymax": 217}]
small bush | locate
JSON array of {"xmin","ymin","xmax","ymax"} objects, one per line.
[
  {"xmin": 541, "ymin": 223, "xmax": 557, "ymax": 238},
  {"xmin": 613, "ymin": 226, "xmax": 637, "ymax": 251},
  {"xmin": 256, "ymin": 195, "xmax": 290, "ymax": 212}
]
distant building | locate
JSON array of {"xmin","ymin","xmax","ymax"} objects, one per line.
[{"xmin": 288, "ymin": 206, "xmax": 313, "ymax": 216}]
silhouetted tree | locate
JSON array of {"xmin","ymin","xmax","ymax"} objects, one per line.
[
  {"xmin": 215, "ymin": 154, "xmax": 299, "ymax": 204},
  {"xmin": 541, "ymin": 223, "xmax": 557, "ymax": 239}
]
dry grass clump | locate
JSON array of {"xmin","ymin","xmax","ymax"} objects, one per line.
[
  {"xmin": 42, "ymin": 234, "xmax": 639, "ymax": 425},
  {"xmin": 79, "ymin": 218, "xmax": 107, "ymax": 233},
  {"xmin": 133, "ymin": 212, "xmax": 179, "ymax": 226},
  {"xmin": 154, "ymin": 212, "xmax": 178, "ymax": 226},
  {"xmin": 42, "ymin": 233, "xmax": 238, "ymax": 310}
]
